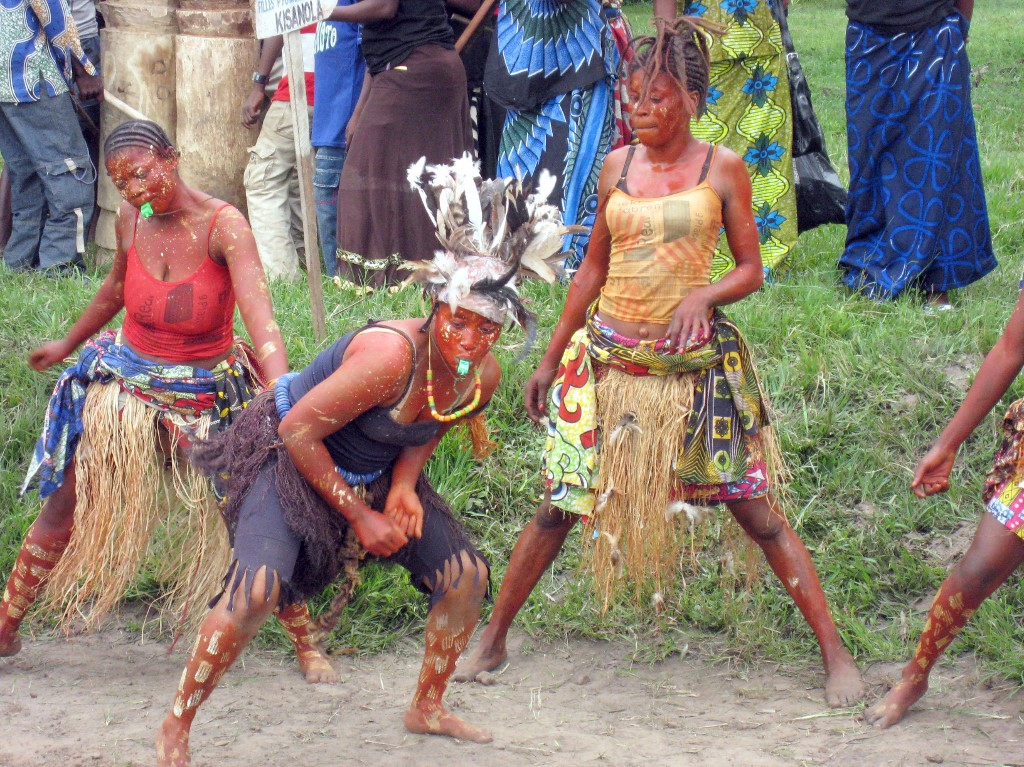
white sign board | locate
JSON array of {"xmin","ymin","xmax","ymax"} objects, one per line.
[{"xmin": 255, "ymin": 0, "xmax": 332, "ymax": 39}]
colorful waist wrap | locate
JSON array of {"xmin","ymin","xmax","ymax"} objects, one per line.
[
  {"xmin": 543, "ymin": 305, "xmax": 782, "ymax": 605},
  {"xmin": 545, "ymin": 305, "xmax": 774, "ymax": 514},
  {"xmin": 19, "ymin": 329, "xmax": 261, "ymax": 632},
  {"xmin": 22, "ymin": 328, "xmax": 257, "ymax": 499},
  {"xmin": 982, "ymin": 398, "xmax": 1024, "ymax": 541}
]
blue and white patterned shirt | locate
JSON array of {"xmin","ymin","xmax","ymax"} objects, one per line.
[{"xmin": 0, "ymin": 0, "xmax": 96, "ymax": 104}]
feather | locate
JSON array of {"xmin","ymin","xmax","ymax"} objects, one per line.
[
  {"xmin": 607, "ymin": 413, "xmax": 642, "ymax": 449},
  {"xmin": 664, "ymin": 500, "xmax": 706, "ymax": 526},
  {"xmin": 403, "ymin": 153, "xmax": 589, "ymax": 338},
  {"xmin": 529, "ymin": 169, "xmax": 557, "ymax": 211},
  {"xmin": 406, "ymin": 156, "xmax": 436, "ymax": 223},
  {"xmin": 594, "ymin": 481, "xmax": 618, "ymax": 515}
]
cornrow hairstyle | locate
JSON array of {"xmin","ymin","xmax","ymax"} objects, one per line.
[
  {"xmin": 626, "ymin": 16, "xmax": 725, "ymax": 118},
  {"xmin": 103, "ymin": 120, "xmax": 179, "ymax": 160}
]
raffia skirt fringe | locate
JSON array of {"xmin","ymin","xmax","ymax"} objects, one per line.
[
  {"xmin": 40, "ymin": 381, "xmax": 232, "ymax": 633},
  {"xmin": 583, "ymin": 367, "xmax": 786, "ymax": 610}
]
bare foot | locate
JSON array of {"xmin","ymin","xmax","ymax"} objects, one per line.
[
  {"xmin": 0, "ymin": 631, "xmax": 22, "ymax": 658},
  {"xmin": 296, "ymin": 647, "xmax": 339, "ymax": 684},
  {"xmin": 864, "ymin": 679, "xmax": 928, "ymax": 729},
  {"xmin": 453, "ymin": 636, "xmax": 507, "ymax": 683},
  {"xmin": 156, "ymin": 717, "xmax": 190, "ymax": 767},
  {"xmin": 404, "ymin": 704, "xmax": 493, "ymax": 743},
  {"xmin": 824, "ymin": 652, "xmax": 865, "ymax": 707}
]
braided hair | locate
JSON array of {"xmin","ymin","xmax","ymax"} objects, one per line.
[
  {"xmin": 627, "ymin": 16, "xmax": 724, "ymax": 118},
  {"xmin": 103, "ymin": 120, "xmax": 178, "ymax": 160}
]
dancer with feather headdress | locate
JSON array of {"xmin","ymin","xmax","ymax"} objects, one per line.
[{"xmin": 156, "ymin": 154, "xmax": 576, "ymax": 765}]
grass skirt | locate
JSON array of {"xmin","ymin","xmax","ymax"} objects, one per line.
[
  {"xmin": 41, "ymin": 382, "xmax": 232, "ymax": 633},
  {"xmin": 544, "ymin": 309, "xmax": 787, "ymax": 608}
]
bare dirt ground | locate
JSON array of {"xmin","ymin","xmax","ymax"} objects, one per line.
[{"xmin": 1, "ymin": 623, "xmax": 1022, "ymax": 767}]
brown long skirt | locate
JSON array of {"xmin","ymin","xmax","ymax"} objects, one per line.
[{"xmin": 336, "ymin": 44, "xmax": 473, "ymax": 287}]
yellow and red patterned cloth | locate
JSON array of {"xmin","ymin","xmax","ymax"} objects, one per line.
[
  {"xmin": 983, "ymin": 398, "xmax": 1024, "ymax": 540},
  {"xmin": 543, "ymin": 305, "xmax": 772, "ymax": 516}
]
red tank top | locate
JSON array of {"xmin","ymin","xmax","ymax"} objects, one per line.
[{"xmin": 121, "ymin": 205, "xmax": 236, "ymax": 362}]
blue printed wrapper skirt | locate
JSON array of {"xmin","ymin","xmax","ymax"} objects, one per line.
[{"xmin": 839, "ymin": 12, "xmax": 996, "ymax": 299}]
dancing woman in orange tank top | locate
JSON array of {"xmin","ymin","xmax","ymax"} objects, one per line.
[
  {"xmin": 458, "ymin": 18, "xmax": 865, "ymax": 709},
  {"xmin": 0, "ymin": 121, "xmax": 333, "ymax": 686}
]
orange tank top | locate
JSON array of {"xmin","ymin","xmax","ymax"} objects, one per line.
[
  {"xmin": 598, "ymin": 145, "xmax": 723, "ymax": 325},
  {"xmin": 121, "ymin": 205, "xmax": 237, "ymax": 362}
]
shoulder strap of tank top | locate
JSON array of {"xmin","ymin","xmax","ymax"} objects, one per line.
[
  {"xmin": 616, "ymin": 145, "xmax": 638, "ymax": 192},
  {"xmin": 353, "ymin": 324, "xmax": 421, "ymax": 408},
  {"xmin": 206, "ymin": 203, "xmax": 233, "ymax": 257},
  {"xmin": 130, "ymin": 208, "xmax": 140, "ymax": 253},
  {"xmin": 698, "ymin": 144, "xmax": 716, "ymax": 184}
]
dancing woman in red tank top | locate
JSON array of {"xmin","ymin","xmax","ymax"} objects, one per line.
[{"xmin": 0, "ymin": 121, "xmax": 333, "ymax": 686}]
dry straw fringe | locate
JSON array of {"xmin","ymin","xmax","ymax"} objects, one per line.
[
  {"xmin": 583, "ymin": 368, "xmax": 789, "ymax": 612},
  {"xmin": 41, "ymin": 381, "xmax": 232, "ymax": 634}
]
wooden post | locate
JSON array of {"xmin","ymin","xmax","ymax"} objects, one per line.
[
  {"xmin": 283, "ymin": 30, "xmax": 326, "ymax": 341},
  {"xmin": 454, "ymin": 0, "xmax": 496, "ymax": 55}
]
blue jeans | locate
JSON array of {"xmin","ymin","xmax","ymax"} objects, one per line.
[
  {"xmin": 0, "ymin": 92, "xmax": 95, "ymax": 271},
  {"xmin": 313, "ymin": 146, "xmax": 346, "ymax": 278}
]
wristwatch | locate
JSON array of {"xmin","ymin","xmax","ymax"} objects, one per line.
[{"xmin": 252, "ymin": 71, "xmax": 269, "ymax": 85}]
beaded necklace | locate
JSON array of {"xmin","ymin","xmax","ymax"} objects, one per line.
[{"xmin": 425, "ymin": 340, "xmax": 481, "ymax": 423}]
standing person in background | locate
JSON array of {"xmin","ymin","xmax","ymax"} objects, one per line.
[
  {"xmin": 241, "ymin": 25, "xmax": 316, "ymax": 282},
  {"xmin": 838, "ymin": 0, "xmax": 994, "ymax": 307},
  {"xmin": 331, "ymin": 0, "xmax": 473, "ymax": 288},
  {"xmin": 654, "ymin": 0, "xmax": 797, "ymax": 281},
  {"xmin": 69, "ymin": 0, "xmax": 102, "ymax": 240},
  {"xmin": 0, "ymin": 0, "xmax": 102, "ymax": 274},
  {"xmin": 312, "ymin": 3, "xmax": 365, "ymax": 280},
  {"xmin": 482, "ymin": 0, "xmax": 628, "ymax": 271}
]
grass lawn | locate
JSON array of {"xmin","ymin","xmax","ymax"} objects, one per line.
[{"xmin": 2, "ymin": 0, "xmax": 1022, "ymax": 682}]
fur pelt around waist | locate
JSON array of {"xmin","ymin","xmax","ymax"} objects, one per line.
[{"xmin": 189, "ymin": 392, "xmax": 465, "ymax": 603}]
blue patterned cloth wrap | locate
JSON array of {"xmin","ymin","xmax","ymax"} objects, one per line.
[{"xmin": 839, "ymin": 11, "xmax": 996, "ymax": 298}]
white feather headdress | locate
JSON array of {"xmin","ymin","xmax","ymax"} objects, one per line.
[{"xmin": 403, "ymin": 153, "xmax": 586, "ymax": 335}]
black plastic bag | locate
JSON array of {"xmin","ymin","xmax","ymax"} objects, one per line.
[{"xmin": 773, "ymin": 2, "xmax": 847, "ymax": 232}]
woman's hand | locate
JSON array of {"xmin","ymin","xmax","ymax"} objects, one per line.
[
  {"xmin": 911, "ymin": 444, "xmax": 957, "ymax": 498},
  {"xmin": 351, "ymin": 508, "xmax": 408, "ymax": 557},
  {"xmin": 665, "ymin": 291, "xmax": 713, "ymax": 351},
  {"xmin": 525, "ymin": 360, "xmax": 558, "ymax": 423},
  {"xmin": 28, "ymin": 339, "xmax": 76, "ymax": 372},
  {"xmin": 384, "ymin": 483, "xmax": 424, "ymax": 539}
]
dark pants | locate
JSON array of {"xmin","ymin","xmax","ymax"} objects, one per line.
[
  {"xmin": 77, "ymin": 35, "xmax": 102, "ymax": 240},
  {"xmin": 0, "ymin": 92, "xmax": 95, "ymax": 271},
  {"xmin": 313, "ymin": 146, "xmax": 345, "ymax": 278},
  {"xmin": 230, "ymin": 459, "xmax": 488, "ymax": 608}
]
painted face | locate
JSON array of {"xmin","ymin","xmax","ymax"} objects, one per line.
[
  {"xmin": 105, "ymin": 147, "xmax": 179, "ymax": 213},
  {"xmin": 627, "ymin": 70, "xmax": 696, "ymax": 147},
  {"xmin": 431, "ymin": 303, "xmax": 503, "ymax": 377}
]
